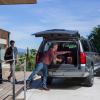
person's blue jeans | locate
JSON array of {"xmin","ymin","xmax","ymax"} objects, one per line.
[{"xmin": 27, "ymin": 61, "xmax": 48, "ymax": 88}]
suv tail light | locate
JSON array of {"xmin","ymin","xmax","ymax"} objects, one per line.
[
  {"xmin": 80, "ymin": 52, "xmax": 86, "ymax": 64},
  {"xmin": 36, "ymin": 53, "xmax": 39, "ymax": 63}
]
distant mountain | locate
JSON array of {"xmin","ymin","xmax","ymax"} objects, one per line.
[
  {"xmin": 18, "ymin": 48, "xmax": 37, "ymax": 56},
  {"xmin": 18, "ymin": 52, "xmax": 26, "ymax": 56},
  {"xmin": 18, "ymin": 48, "xmax": 27, "ymax": 53},
  {"xmin": 18, "ymin": 48, "xmax": 27, "ymax": 56}
]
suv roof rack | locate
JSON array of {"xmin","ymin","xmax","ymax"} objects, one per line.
[{"xmin": 46, "ymin": 29, "xmax": 65, "ymax": 31}]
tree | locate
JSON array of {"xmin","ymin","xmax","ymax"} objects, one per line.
[
  {"xmin": 30, "ymin": 49, "xmax": 37, "ymax": 56},
  {"xmin": 80, "ymin": 36, "xmax": 85, "ymax": 38},
  {"xmin": 87, "ymin": 26, "xmax": 100, "ymax": 52},
  {"xmin": 27, "ymin": 47, "xmax": 30, "ymax": 60}
]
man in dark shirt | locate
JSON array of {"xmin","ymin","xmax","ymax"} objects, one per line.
[
  {"xmin": 26, "ymin": 43, "xmax": 71, "ymax": 91},
  {"xmin": 5, "ymin": 40, "xmax": 19, "ymax": 84}
]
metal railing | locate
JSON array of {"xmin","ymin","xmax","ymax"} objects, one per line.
[{"xmin": 0, "ymin": 57, "xmax": 26, "ymax": 100}]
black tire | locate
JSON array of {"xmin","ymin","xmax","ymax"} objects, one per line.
[
  {"xmin": 84, "ymin": 66, "xmax": 94, "ymax": 87},
  {"xmin": 41, "ymin": 76, "xmax": 53, "ymax": 85},
  {"xmin": 96, "ymin": 68, "xmax": 100, "ymax": 76}
]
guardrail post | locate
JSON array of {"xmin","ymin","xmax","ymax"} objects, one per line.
[
  {"xmin": 0, "ymin": 60, "xmax": 2, "ymax": 83},
  {"xmin": 24, "ymin": 58, "xmax": 26, "ymax": 100},
  {"xmin": 13, "ymin": 59, "xmax": 15, "ymax": 100},
  {"xmin": 0, "ymin": 57, "xmax": 26, "ymax": 100}
]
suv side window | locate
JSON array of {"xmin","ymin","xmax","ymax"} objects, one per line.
[
  {"xmin": 81, "ymin": 40, "xmax": 90, "ymax": 52},
  {"xmin": 44, "ymin": 42, "xmax": 52, "ymax": 51},
  {"xmin": 88, "ymin": 41, "xmax": 94, "ymax": 52},
  {"xmin": 92, "ymin": 43, "xmax": 97, "ymax": 52}
]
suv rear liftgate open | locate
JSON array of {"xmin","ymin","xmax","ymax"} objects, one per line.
[{"xmin": 32, "ymin": 29, "xmax": 89, "ymax": 85}]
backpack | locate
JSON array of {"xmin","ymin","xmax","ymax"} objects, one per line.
[{"xmin": 4, "ymin": 47, "xmax": 13, "ymax": 61}]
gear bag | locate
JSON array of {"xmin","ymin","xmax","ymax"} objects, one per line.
[{"xmin": 67, "ymin": 53, "xmax": 75, "ymax": 64}]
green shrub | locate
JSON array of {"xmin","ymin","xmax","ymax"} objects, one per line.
[
  {"xmin": 27, "ymin": 47, "xmax": 30, "ymax": 60},
  {"xmin": 15, "ymin": 61, "xmax": 21, "ymax": 71},
  {"xmin": 19, "ymin": 54, "xmax": 26, "ymax": 64},
  {"xmin": 18, "ymin": 48, "xmax": 36, "ymax": 72},
  {"xmin": 30, "ymin": 49, "xmax": 37, "ymax": 55},
  {"xmin": 26, "ymin": 57, "xmax": 35, "ymax": 71}
]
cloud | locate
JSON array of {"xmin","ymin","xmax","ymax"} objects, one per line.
[
  {"xmin": 0, "ymin": 16, "xmax": 11, "ymax": 27},
  {"xmin": 0, "ymin": 16, "xmax": 8, "ymax": 20},
  {"xmin": 58, "ymin": 17, "xmax": 100, "ymax": 35},
  {"xmin": 21, "ymin": 26, "xmax": 47, "ymax": 33},
  {"xmin": 28, "ymin": 2, "xmax": 100, "ymax": 36},
  {"xmin": 9, "ymin": 25, "xmax": 47, "ymax": 41},
  {"xmin": 10, "ymin": 31, "xmax": 31, "ymax": 40},
  {"xmin": 34, "ymin": 6, "xmax": 100, "ymax": 34},
  {"xmin": 0, "ymin": 22, "xmax": 10, "ymax": 27},
  {"xmin": 40, "ymin": 20, "xmax": 51, "ymax": 23},
  {"xmin": 38, "ymin": 0, "xmax": 55, "ymax": 2}
]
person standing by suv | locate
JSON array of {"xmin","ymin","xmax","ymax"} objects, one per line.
[
  {"xmin": 26, "ymin": 43, "xmax": 71, "ymax": 91},
  {"xmin": 5, "ymin": 40, "xmax": 19, "ymax": 84}
]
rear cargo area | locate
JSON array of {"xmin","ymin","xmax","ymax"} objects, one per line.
[
  {"xmin": 52, "ymin": 48, "xmax": 77, "ymax": 65},
  {"xmin": 44, "ymin": 41, "xmax": 78, "ymax": 69}
]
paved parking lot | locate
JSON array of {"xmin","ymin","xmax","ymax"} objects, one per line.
[{"xmin": 17, "ymin": 76, "xmax": 100, "ymax": 100}]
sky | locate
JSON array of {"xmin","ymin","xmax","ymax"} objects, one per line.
[{"xmin": 0, "ymin": 0, "xmax": 100, "ymax": 50}]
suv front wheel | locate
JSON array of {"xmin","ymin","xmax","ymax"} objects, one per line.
[{"xmin": 84, "ymin": 66, "xmax": 94, "ymax": 87}]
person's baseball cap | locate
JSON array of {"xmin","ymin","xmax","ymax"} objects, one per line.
[{"xmin": 10, "ymin": 40, "xmax": 15, "ymax": 44}]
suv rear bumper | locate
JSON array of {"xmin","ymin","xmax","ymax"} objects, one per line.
[{"xmin": 37, "ymin": 70, "xmax": 89, "ymax": 78}]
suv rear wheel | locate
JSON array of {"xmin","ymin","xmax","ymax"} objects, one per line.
[
  {"xmin": 84, "ymin": 66, "xmax": 94, "ymax": 87},
  {"xmin": 41, "ymin": 76, "xmax": 53, "ymax": 85},
  {"xmin": 96, "ymin": 68, "xmax": 100, "ymax": 76}
]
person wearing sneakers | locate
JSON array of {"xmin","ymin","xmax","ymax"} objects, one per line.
[
  {"xmin": 26, "ymin": 43, "xmax": 71, "ymax": 91},
  {"xmin": 5, "ymin": 40, "xmax": 19, "ymax": 84}
]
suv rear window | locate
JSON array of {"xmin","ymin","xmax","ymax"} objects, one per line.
[
  {"xmin": 81, "ymin": 40, "xmax": 90, "ymax": 52},
  {"xmin": 44, "ymin": 42, "xmax": 77, "ymax": 51},
  {"xmin": 62, "ymin": 43, "xmax": 77, "ymax": 48}
]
